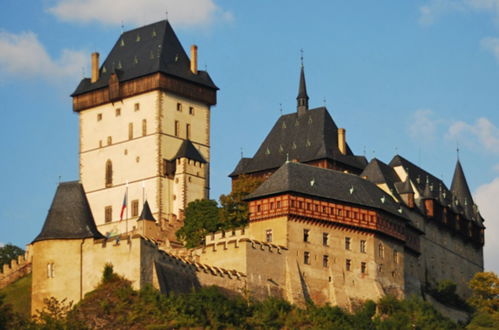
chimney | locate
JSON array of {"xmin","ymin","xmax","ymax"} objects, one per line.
[
  {"xmin": 91, "ymin": 52, "xmax": 100, "ymax": 83},
  {"xmin": 338, "ymin": 128, "xmax": 346, "ymax": 155},
  {"xmin": 190, "ymin": 45, "xmax": 198, "ymax": 75}
]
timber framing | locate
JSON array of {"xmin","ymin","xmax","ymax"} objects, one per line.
[{"xmin": 73, "ymin": 72, "xmax": 217, "ymax": 112}]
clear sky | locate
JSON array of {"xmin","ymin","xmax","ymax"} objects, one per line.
[{"xmin": 1, "ymin": 0, "xmax": 498, "ymax": 273}]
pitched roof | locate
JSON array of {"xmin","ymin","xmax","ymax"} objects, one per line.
[
  {"xmin": 174, "ymin": 139, "xmax": 206, "ymax": 163},
  {"xmin": 72, "ymin": 20, "xmax": 217, "ymax": 96},
  {"xmin": 230, "ymin": 107, "xmax": 367, "ymax": 176},
  {"xmin": 33, "ymin": 181, "xmax": 104, "ymax": 243},
  {"xmin": 247, "ymin": 162, "xmax": 408, "ymax": 220},
  {"xmin": 389, "ymin": 155, "xmax": 450, "ymax": 199},
  {"xmin": 397, "ymin": 176, "xmax": 414, "ymax": 195},
  {"xmin": 229, "ymin": 157, "xmax": 252, "ymax": 177},
  {"xmin": 138, "ymin": 200, "xmax": 156, "ymax": 222}
]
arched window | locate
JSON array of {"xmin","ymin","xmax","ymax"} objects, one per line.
[
  {"xmin": 105, "ymin": 160, "xmax": 113, "ymax": 187},
  {"xmin": 378, "ymin": 243, "xmax": 384, "ymax": 258}
]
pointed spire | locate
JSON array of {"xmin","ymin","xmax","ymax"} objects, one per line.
[
  {"xmin": 296, "ymin": 59, "xmax": 309, "ymax": 115},
  {"xmin": 450, "ymin": 160, "xmax": 473, "ymax": 207},
  {"xmin": 138, "ymin": 200, "xmax": 156, "ymax": 222}
]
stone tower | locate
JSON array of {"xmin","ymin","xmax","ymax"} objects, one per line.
[{"xmin": 71, "ymin": 20, "xmax": 218, "ymax": 239}]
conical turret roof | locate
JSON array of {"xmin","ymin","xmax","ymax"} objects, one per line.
[
  {"xmin": 138, "ymin": 200, "xmax": 156, "ymax": 222},
  {"xmin": 33, "ymin": 181, "xmax": 104, "ymax": 243}
]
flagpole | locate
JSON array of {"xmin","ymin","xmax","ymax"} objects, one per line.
[
  {"xmin": 142, "ymin": 181, "xmax": 145, "ymax": 204},
  {"xmin": 125, "ymin": 182, "xmax": 129, "ymax": 235}
]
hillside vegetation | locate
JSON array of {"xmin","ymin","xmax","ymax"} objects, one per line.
[{"xmin": 0, "ymin": 267, "xmax": 497, "ymax": 329}]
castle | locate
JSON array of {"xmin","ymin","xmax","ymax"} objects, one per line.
[{"xmin": 10, "ymin": 20, "xmax": 483, "ymax": 316}]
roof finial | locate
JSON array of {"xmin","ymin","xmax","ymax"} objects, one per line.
[
  {"xmin": 121, "ymin": 21, "xmax": 124, "ymax": 34},
  {"xmin": 240, "ymin": 147, "xmax": 243, "ymax": 159},
  {"xmin": 456, "ymin": 142, "xmax": 460, "ymax": 160},
  {"xmin": 323, "ymin": 97, "xmax": 327, "ymax": 107},
  {"xmin": 279, "ymin": 102, "xmax": 283, "ymax": 115},
  {"xmin": 165, "ymin": 9, "xmax": 168, "ymax": 21},
  {"xmin": 300, "ymin": 48, "xmax": 304, "ymax": 67}
]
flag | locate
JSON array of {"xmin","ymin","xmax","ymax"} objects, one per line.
[{"xmin": 120, "ymin": 188, "xmax": 127, "ymax": 220}]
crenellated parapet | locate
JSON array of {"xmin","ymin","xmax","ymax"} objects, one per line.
[{"xmin": 0, "ymin": 247, "xmax": 32, "ymax": 289}]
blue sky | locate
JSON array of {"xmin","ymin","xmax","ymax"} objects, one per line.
[{"xmin": 1, "ymin": 0, "xmax": 498, "ymax": 273}]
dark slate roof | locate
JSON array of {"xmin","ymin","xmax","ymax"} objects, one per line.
[
  {"xmin": 229, "ymin": 157, "xmax": 252, "ymax": 177},
  {"xmin": 72, "ymin": 20, "xmax": 217, "ymax": 96},
  {"xmin": 450, "ymin": 160, "xmax": 474, "ymax": 210},
  {"xmin": 230, "ymin": 107, "xmax": 367, "ymax": 176},
  {"xmin": 389, "ymin": 155, "xmax": 451, "ymax": 200},
  {"xmin": 174, "ymin": 139, "xmax": 206, "ymax": 163},
  {"xmin": 396, "ymin": 176, "xmax": 414, "ymax": 195},
  {"xmin": 138, "ymin": 200, "xmax": 156, "ymax": 222},
  {"xmin": 33, "ymin": 181, "xmax": 104, "ymax": 243},
  {"xmin": 247, "ymin": 162, "xmax": 408, "ymax": 220},
  {"xmin": 362, "ymin": 158, "xmax": 403, "ymax": 201}
]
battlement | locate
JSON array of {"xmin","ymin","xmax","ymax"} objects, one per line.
[{"xmin": 0, "ymin": 247, "xmax": 32, "ymax": 289}]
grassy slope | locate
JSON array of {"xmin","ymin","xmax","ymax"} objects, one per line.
[{"xmin": 0, "ymin": 273, "xmax": 31, "ymax": 317}]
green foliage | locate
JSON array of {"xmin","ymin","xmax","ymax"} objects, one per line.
[
  {"xmin": 219, "ymin": 174, "xmax": 265, "ymax": 229},
  {"xmin": 247, "ymin": 297, "xmax": 292, "ymax": 328},
  {"xmin": 175, "ymin": 199, "xmax": 221, "ymax": 248},
  {"xmin": 0, "ymin": 273, "xmax": 31, "ymax": 317},
  {"xmin": 0, "ymin": 243, "xmax": 24, "ymax": 267},
  {"xmin": 0, "ymin": 293, "xmax": 14, "ymax": 330},
  {"xmin": 102, "ymin": 263, "xmax": 120, "ymax": 284},
  {"xmin": 427, "ymin": 280, "xmax": 469, "ymax": 310}
]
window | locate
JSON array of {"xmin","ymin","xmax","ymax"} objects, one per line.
[
  {"xmin": 115, "ymin": 108, "xmax": 121, "ymax": 116},
  {"xmin": 142, "ymin": 119, "xmax": 147, "ymax": 136},
  {"xmin": 177, "ymin": 102, "xmax": 182, "ymax": 111},
  {"xmin": 323, "ymin": 255, "xmax": 329, "ymax": 268},
  {"xmin": 47, "ymin": 263, "xmax": 55, "ymax": 278},
  {"xmin": 304, "ymin": 251, "xmax": 310, "ymax": 265},
  {"xmin": 131, "ymin": 199, "xmax": 139, "ymax": 217},
  {"xmin": 346, "ymin": 259, "xmax": 351, "ymax": 271},
  {"xmin": 97, "ymin": 113, "xmax": 102, "ymax": 121},
  {"xmin": 360, "ymin": 240, "xmax": 366, "ymax": 253},
  {"xmin": 277, "ymin": 201, "xmax": 281, "ymax": 208},
  {"xmin": 361, "ymin": 262, "xmax": 367, "ymax": 274},
  {"xmin": 134, "ymin": 103, "xmax": 140, "ymax": 111},
  {"xmin": 186, "ymin": 123, "xmax": 191, "ymax": 139},
  {"xmin": 303, "ymin": 229, "xmax": 310, "ymax": 242},
  {"xmin": 257, "ymin": 205, "xmax": 261, "ymax": 212},
  {"xmin": 393, "ymin": 250, "xmax": 399, "ymax": 264},
  {"xmin": 266, "ymin": 229, "xmax": 272, "ymax": 242},
  {"xmin": 128, "ymin": 123, "xmax": 133, "ymax": 139},
  {"xmin": 105, "ymin": 160, "xmax": 113, "ymax": 187},
  {"xmin": 105, "ymin": 206, "xmax": 112, "ymax": 223},
  {"xmin": 378, "ymin": 243, "xmax": 384, "ymax": 258},
  {"xmin": 323, "ymin": 233, "xmax": 329, "ymax": 246},
  {"xmin": 107, "ymin": 136, "xmax": 112, "ymax": 145},
  {"xmin": 189, "ymin": 106, "xmax": 194, "ymax": 115},
  {"xmin": 270, "ymin": 202, "xmax": 274, "ymax": 209},
  {"xmin": 174, "ymin": 120, "xmax": 179, "ymax": 137},
  {"xmin": 345, "ymin": 237, "xmax": 351, "ymax": 250}
]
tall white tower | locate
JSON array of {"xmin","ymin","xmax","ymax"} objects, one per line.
[{"xmin": 71, "ymin": 20, "xmax": 218, "ymax": 240}]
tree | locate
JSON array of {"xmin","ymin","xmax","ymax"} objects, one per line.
[
  {"xmin": 176, "ymin": 199, "xmax": 221, "ymax": 248},
  {"xmin": 0, "ymin": 244, "xmax": 24, "ymax": 267},
  {"xmin": 468, "ymin": 272, "xmax": 499, "ymax": 314},
  {"xmin": 219, "ymin": 174, "xmax": 264, "ymax": 229}
]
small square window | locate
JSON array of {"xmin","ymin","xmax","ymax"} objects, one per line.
[
  {"xmin": 177, "ymin": 103, "xmax": 182, "ymax": 112},
  {"xmin": 107, "ymin": 136, "xmax": 112, "ymax": 145},
  {"xmin": 266, "ymin": 229, "xmax": 272, "ymax": 242},
  {"xmin": 361, "ymin": 262, "xmax": 367, "ymax": 274},
  {"xmin": 303, "ymin": 229, "xmax": 310, "ymax": 242},
  {"xmin": 134, "ymin": 103, "xmax": 140, "ymax": 111},
  {"xmin": 323, "ymin": 233, "xmax": 329, "ymax": 246},
  {"xmin": 97, "ymin": 113, "xmax": 102, "ymax": 121},
  {"xmin": 189, "ymin": 106, "xmax": 194, "ymax": 115},
  {"xmin": 304, "ymin": 251, "xmax": 310, "ymax": 265},
  {"xmin": 115, "ymin": 108, "xmax": 121, "ymax": 116},
  {"xmin": 346, "ymin": 259, "xmax": 351, "ymax": 271},
  {"xmin": 323, "ymin": 255, "xmax": 329, "ymax": 268}
]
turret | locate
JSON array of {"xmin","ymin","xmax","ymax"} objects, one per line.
[{"xmin": 422, "ymin": 177, "xmax": 435, "ymax": 217}]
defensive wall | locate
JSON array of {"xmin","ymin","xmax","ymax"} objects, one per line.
[{"xmin": 0, "ymin": 248, "xmax": 32, "ymax": 289}]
